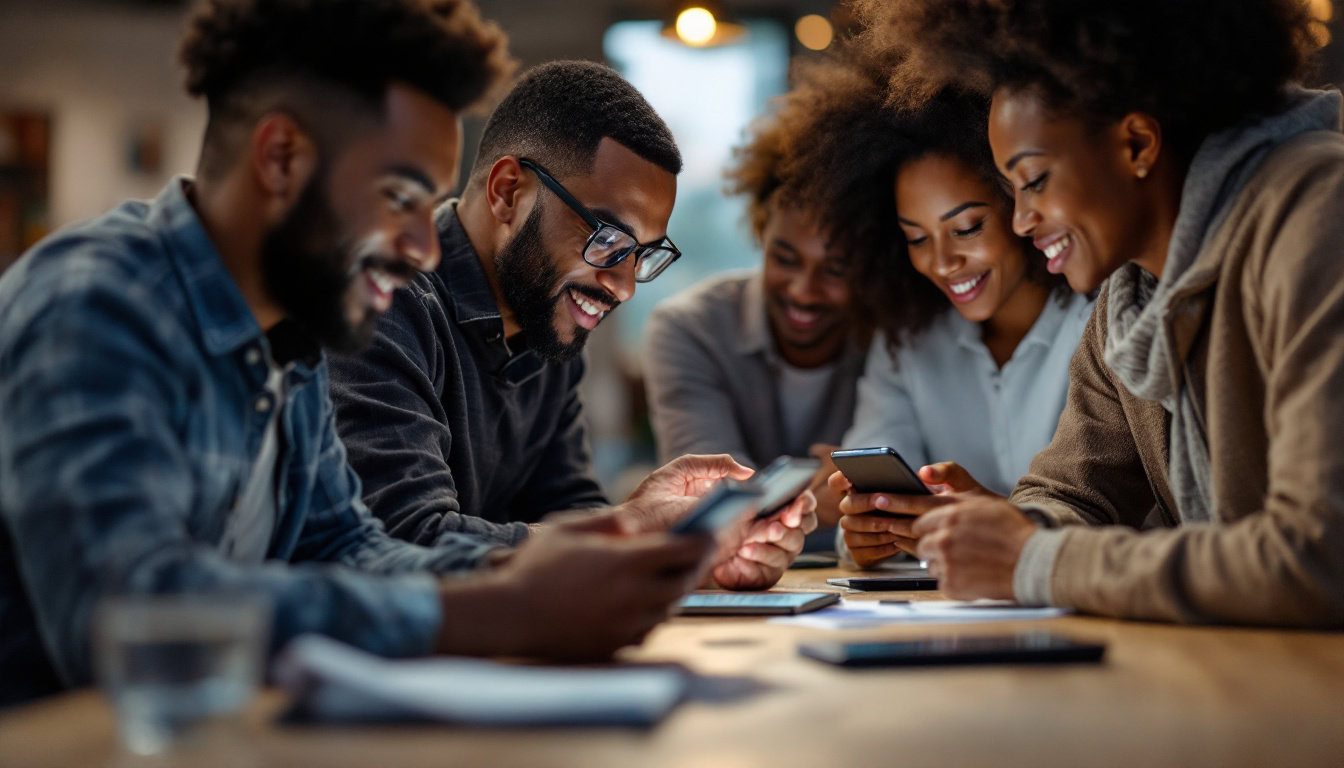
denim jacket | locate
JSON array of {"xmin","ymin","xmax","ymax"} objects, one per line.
[{"xmin": 0, "ymin": 179, "xmax": 496, "ymax": 705}]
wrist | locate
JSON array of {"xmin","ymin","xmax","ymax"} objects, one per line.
[{"xmin": 434, "ymin": 568, "xmax": 526, "ymax": 656}]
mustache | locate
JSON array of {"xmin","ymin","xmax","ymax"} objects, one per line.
[
  {"xmin": 345, "ymin": 253, "xmax": 419, "ymax": 283},
  {"xmin": 565, "ymin": 282, "xmax": 621, "ymax": 311}
]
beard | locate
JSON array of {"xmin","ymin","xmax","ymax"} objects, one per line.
[
  {"xmin": 260, "ymin": 170, "xmax": 377, "ymax": 355},
  {"xmin": 494, "ymin": 199, "xmax": 616, "ymax": 363}
]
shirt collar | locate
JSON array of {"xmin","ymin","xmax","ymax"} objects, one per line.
[
  {"xmin": 950, "ymin": 290, "xmax": 1073, "ymax": 352},
  {"xmin": 433, "ymin": 201, "xmax": 546, "ymax": 386},
  {"xmin": 735, "ymin": 271, "xmax": 773, "ymax": 357},
  {"xmin": 152, "ymin": 177, "xmax": 267, "ymax": 358},
  {"xmin": 154, "ymin": 177, "xmax": 322, "ymax": 368},
  {"xmin": 434, "ymin": 202, "xmax": 503, "ymax": 326}
]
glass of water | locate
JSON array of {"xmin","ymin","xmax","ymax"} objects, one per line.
[{"xmin": 93, "ymin": 592, "xmax": 271, "ymax": 755}]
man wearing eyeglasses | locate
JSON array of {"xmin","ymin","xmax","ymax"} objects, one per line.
[{"xmin": 329, "ymin": 61, "xmax": 816, "ymax": 590}]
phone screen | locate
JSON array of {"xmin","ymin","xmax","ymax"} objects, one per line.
[
  {"xmin": 670, "ymin": 483, "xmax": 762, "ymax": 534},
  {"xmin": 753, "ymin": 456, "xmax": 821, "ymax": 517}
]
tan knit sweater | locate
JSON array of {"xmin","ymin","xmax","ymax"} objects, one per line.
[{"xmin": 1011, "ymin": 131, "xmax": 1344, "ymax": 627}]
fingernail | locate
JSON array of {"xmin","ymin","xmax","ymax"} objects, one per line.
[{"xmin": 875, "ymin": 496, "xmax": 889, "ymax": 509}]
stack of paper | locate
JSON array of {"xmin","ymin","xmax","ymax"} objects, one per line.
[
  {"xmin": 273, "ymin": 635, "xmax": 688, "ymax": 727},
  {"xmin": 769, "ymin": 599, "xmax": 1068, "ymax": 630}
]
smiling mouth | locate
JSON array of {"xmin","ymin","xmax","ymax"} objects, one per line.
[
  {"xmin": 565, "ymin": 287, "xmax": 617, "ymax": 331},
  {"xmin": 1036, "ymin": 233, "xmax": 1074, "ymax": 273},
  {"xmin": 945, "ymin": 271, "xmax": 989, "ymax": 304}
]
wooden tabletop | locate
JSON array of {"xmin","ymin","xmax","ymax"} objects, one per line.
[{"xmin": 4, "ymin": 566, "xmax": 1343, "ymax": 768}]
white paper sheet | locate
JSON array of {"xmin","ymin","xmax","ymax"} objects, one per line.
[
  {"xmin": 273, "ymin": 634, "xmax": 688, "ymax": 726},
  {"xmin": 769, "ymin": 599, "xmax": 1069, "ymax": 629}
]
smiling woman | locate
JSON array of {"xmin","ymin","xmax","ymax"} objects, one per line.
[{"xmin": 846, "ymin": 0, "xmax": 1344, "ymax": 626}]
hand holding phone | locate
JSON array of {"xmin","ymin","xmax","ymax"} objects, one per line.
[
  {"xmin": 751, "ymin": 456, "xmax": 822, "ymax": 519},
  {"xmin": 669, "ymin": 482, "xmax": 762, "ymax": 534},
  {"xmin": 830, "ymin": 447, "xmax": 931, "ymax": 496}
]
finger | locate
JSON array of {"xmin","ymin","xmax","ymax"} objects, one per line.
[
  {"xmin": 840, "ymin": 513, "xmax": 907, "ymax": 533},
  {"xmin": 844, "ymin": 530, "xmax": 900, "ymax": 547},
  {"xmin": 919, "ymin": 462, "xmax": 988, "ymax": 495},
  {"xmin": 915, "ymin": 529, "xmax": 948, "ymax": 562},
  {"xmin": 911, "ymin": 507, "xmax": 954, "ymax": 538},
  {"xmin": 680, "ymin": 453, "xmax": 755, "ymax": 482},
  {"xmin": 850, "ymin": 542, "xmax": 906, "ymax": 565},
  {"xmin": 827, "ymin": 470, "xmax": 852, "ymax": 495},
  {"xmin": 798, "ymin": 508, "xmax": 819, "ymax": 535},
  {"xmin": 734, "ymin": 540, "xmax": 792, "ymax": 570}
]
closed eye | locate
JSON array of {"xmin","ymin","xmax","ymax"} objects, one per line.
[
  {"xmin": 1021, "ymin": 172, "xmax": 1048, "ymax": 193},
  {"xmin": 953, "ymin": 220, "xmax": 985, "ymax": 238},
  {"xmin": 904, "ymin": 235, "xmax": 927, "ymax": 247}
]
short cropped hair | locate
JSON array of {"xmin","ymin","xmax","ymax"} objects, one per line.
[
  {"xmin": 469, "ymin": 60, "xmax": 681, "ymax": 184},
  {"xmin": 180, "ymin": 0, "xmax": 514, "ymax": 175},
  {"xmin": 854, "ymin": 0, "xmax": 1320, "ymax": 156}
]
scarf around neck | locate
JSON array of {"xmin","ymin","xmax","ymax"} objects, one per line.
[{"xmin": 1101, "ymin": 87, "xmax": 1343, "ymax": 523}]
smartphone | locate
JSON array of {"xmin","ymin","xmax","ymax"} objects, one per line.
[
  {"xmin": 673, "ymin": 591, "xmax": 840, "ymax": 616},
  {"xmin": 798, "ymin": 632, "xmax": 1106, "ymax": 667},
  {"xmin": 830, "ymin": 447, "xmax": 931, "ymax": 495},
  {"xmin": 751, "ymin": 456, "xmax": 822, "ymax": 518},
  {"xmin": 826, "ymin": 575, "xmax": 938, "ymax": 591},
  {"xmin": 670, "ymin": 482, "xmax": 762, "ymax": 534}
]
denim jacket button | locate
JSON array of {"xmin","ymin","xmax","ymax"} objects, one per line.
[{"xmin": 255, "ymin": 396, "xmax": 272, "ymax": 413}]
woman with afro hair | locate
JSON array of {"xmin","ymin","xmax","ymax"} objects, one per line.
[{"xmin": 836, "ymin": 0, "xmax": 1344, "ymax": 627}]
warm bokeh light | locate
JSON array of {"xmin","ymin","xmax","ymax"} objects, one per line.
[
  {"xmin": 1311, "ymin": 20, "xmax": 1333, "ymax": 46},
  {"xmin": 794, "ymin": 14, "xmax": 833, "ymax": 51},
  {"xmin": 675, "ymin": 7, "xmax": 717, "ymax": 47},
  {"xmin": 1309, "ymin": 0, "xmax": 1333, "ymax": 22}
]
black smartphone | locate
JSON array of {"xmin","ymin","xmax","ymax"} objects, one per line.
[
  {"xmin": 830, "ymin": 446, "xmax": 931, "ymax": 495},
  {"xmin": 798, "ymin": 632, "xmax": 1107, "ymax": 667},
  {"xmin": 751, "ymin": 456, "xmax": 822, "ymax": 518},
  {"xmin": 826, "ymin": 575, "xmax": 938, "ymax": 591},
  {"xmin": 673, "ymin": 591, "xmax": 840, "ymax": 616},
  {"xmin": 670, "ymin": 482, "xmax": 762, "ymax": 534}
]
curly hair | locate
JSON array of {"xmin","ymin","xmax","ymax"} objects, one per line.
[
  {"xmin": 727, "ymin": 47, "xmax": 1068, "ymax": 348},
  {"xmin": 853, "ymin": 0, "xmax": 1320, "ymax": 155},
  {"xmin": 469, "ymin": 61, "xmax": 681, "ymax": 184},
  {"xmin": 181, "ymin": 0, "xmax": 514, "ymax": 174}
]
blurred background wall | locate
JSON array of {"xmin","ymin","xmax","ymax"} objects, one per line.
[{"xmin": 2, "ymin": 0, "xmax": 1342, "ymax": 497}]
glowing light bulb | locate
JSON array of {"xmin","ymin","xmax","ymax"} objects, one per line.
[
  {"xmin": 795, "ymin": 14, "xmax": 833, "ymax": 51},
  {"xmin": 676, "ymin": 7, "xmax": 717, "ymax": 47}
]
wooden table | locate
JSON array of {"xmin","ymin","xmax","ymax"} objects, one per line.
[{"xmin": 4, "ymin": 567, "xmax": 1343, "ymax": 768}]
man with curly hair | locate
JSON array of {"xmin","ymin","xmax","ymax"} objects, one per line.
[
  {"xmin": 0, "ymin": 0, "xmax": 718, "ymax": 706},
  {"xmin": 642, "ymin": 55, "xmax": 878, "ymax": 550},
  {"xmin": 329, "ymin": 60, "xmax": 817, "ymax": 591}
]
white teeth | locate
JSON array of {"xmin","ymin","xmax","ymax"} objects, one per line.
[
  {"xmin": 949, "ymin": 274, "xmax": 985, "ymax": 295},
  {"xmin": 570, "ymin": 290, "xmax": 604, "ymax": 317},
  {"xmin": 369, "ymin": 269, "xmax": 395, "ymax": 294},
  {"xmin": 1043, "ymin": 234, "xmax": 1073, "ymax": 260}
]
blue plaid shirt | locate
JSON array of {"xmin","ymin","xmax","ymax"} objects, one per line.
[{"xmin": 0, "ymin": 179, "xmax": 496, "ymax": 705}]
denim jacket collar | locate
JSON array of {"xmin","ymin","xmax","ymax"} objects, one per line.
[{"xmin": 155, "ymin": 177, "xmax": 320, "ymax": 370}]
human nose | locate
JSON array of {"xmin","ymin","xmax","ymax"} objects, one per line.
[
  {"xmin": 397, "ymin": 210, "xmax": 441, "ymax": 273},
  {"xmin": 788, "ymin": 265, "xmax": 824, "ymax": 305},
  {"xmin": 595, "ymin": 253, "xmax": 636, "ymax": 303},
  {"xmin": 1012, "ymin": 194, "xmax": 1042, "ymax": 238},
  {"xmin": 931, "ymin": 237, "xmax": 964, "ymax": 277}
]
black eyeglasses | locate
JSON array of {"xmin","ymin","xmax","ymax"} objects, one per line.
[{"xmin": 518, "ymin": 158, "xmax": 681, "ymax": 283}]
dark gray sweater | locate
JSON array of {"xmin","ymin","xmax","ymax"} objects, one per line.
[{"xmin": 329, "ymin": 204, "xmax": 607, "ymax": 549}]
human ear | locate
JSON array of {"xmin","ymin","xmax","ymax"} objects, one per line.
[
  {"xmin": 1118, "ymin": 112, "xmax": 1163, "ymax": 180},
  {"xmin": 249, "ymin": 112, "xmax": 319, "ymax": 223},
  {"xmin": 484, "ymin": 155, "xmax": 531, "ymax": 226}
]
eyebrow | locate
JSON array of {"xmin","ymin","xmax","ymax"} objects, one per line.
[
  {"xmin": 768, "ymin": 238, "xmax": 800, "ymax": 254},
  {"xmin": 384, "ymin": 164, "xmax": 438, "ymax": 197},
  {"xmin": 896, "ymin": 216, "xmax": 919, "ymax": 227},
  {"xmin": 590, "ymin": 207, "xmax": 639, "ymax": 239},
  {"xmin": 939, "ymin": 202, "xmax": 988, "ymax": 222},
  {"xmin": 1004, "ymin": 150, "xmax": 1045, "ymax": 172}
]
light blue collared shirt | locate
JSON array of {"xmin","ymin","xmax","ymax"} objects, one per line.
[{"xmin": 842, "ymin": 292, "xmax": 1094, "ymax": 495}]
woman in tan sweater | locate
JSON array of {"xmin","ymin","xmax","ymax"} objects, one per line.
[{"xmin": 833, "ymin": 0, "xmax": 1344, "ymax": 626}]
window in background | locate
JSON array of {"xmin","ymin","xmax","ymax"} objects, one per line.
[{"xmin": 603, "ymin": 19, "xmax": 789, "ymax": 354}]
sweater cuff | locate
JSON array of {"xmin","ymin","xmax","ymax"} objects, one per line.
[{"xmin": 1013, "ymin": 528, "xmax": 1068, "ymax": 606}]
